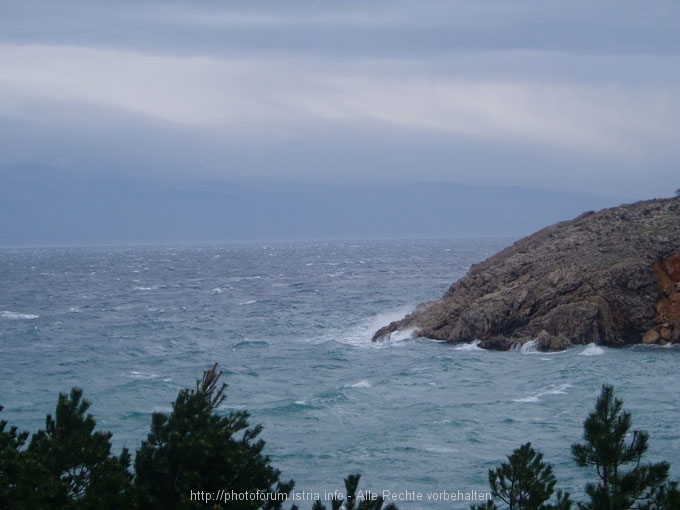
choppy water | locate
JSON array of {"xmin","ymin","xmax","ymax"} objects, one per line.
[{"xmin": 1, "ymin": 240, "xmax": 679, "ymax": 508}]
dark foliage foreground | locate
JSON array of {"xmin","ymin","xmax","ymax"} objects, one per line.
[{"xmin": 1, "ymin": 365, "xmax": 678, "ymax": 509}]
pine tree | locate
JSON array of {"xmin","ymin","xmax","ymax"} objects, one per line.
[
  {"xmin": 472, "ymin": 442, "xmax": 571, "ymax": 510},
  {"xmin": 572, "ymin": 385, "xmax": 679, "ymax": 509},
  {"xmin": 0, "ymin": 405, "xmax": 30, "ymax": 508},
  {"xmin": 133, "ymin": 363, "xmax": 293, "ymax": 509},
  {"xmin": 344, "ymin": 473, "xmax": 398, "ymax": 510},
  {"xmin": 5, "ymin": 389, "xmax": 133, "ymax": 509},
  {"xmin": 309, "ymin": 474, "xmax": 397, "ymax": 510}
]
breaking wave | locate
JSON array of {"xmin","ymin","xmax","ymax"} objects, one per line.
[
  {"xmin": 578, "ymin": 343, "xmax": 605, "ymax": 356},
  {"xmin": 454, "ymin": 340, "xmax": 484, "ymax": 351},
  {"xmin": 0, "ymin": 311, "xmax": 39, "ymax": 320},
  {"xmin": 513, "ymin": 383, "xmax": 572, "ymax": 403},
  {"xmin": 511, "ymin": 338, "xmax": 540, "ymax": 354},
  {"xmin": 348, "ymin": 380, "xmax": 372, "ymax": 388}
]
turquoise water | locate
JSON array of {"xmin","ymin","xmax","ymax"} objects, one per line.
[{"xmin": 1, "ymin": 240, "xmax": 678, "ymax": 508}]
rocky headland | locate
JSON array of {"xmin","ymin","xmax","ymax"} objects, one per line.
[{"xmin": 373, "ymin": 197, "xmax": 680, "ymax": 351}]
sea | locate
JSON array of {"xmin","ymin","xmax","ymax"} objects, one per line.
[{"xmin": 1, "ymin": 239, "xmax": 679, "ymax": 508}]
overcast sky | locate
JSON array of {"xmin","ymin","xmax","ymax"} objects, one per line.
[{"xmin": 1, "ymin": 0, "xmax": 679, "ymax": 199}]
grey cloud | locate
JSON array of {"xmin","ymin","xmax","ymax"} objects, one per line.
[
  {"xmin": 2, "ymin": 1, "xmax": 679, "ymax": 58},
  {"xmin": 1, "ymin": 45, "xmax": 677, "ymax": 163},
  {"xmin": 0, "ymin": 0, "xmax": 679, "ymax": 218}
]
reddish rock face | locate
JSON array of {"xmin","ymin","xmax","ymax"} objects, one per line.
[
  {"xmin": 643, "ymin": 329, "xmax": 661, "ymax": 344},
  {"xmin": 646, "ymin": 252, "xmax": 680, "ymax": 345},
  {"xmin": 662, "ymin": 253, "xmax": 680, "ymax": 283}
]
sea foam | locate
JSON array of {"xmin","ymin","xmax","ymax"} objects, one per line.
[
  {"xmin": 578, "ymin": 343, "xmax": 605, "ymax": 356},
  {"xmin": 454, "ymin": 340, "xmax": 484, "ymax": 351},
  {"xmin": 0, "ymin": 311, "xmax": 39, "ymax": 320},
  {"xmin": 348, "ymin": 380, "xmax": 372, "ymax": 388},
  {"xmin": 513, "ymin": 383, "xmax": 572, "ymax": 403},
  {"xmin": 511, "ymin": 338, "xmax": 540, "ymax": 354}
]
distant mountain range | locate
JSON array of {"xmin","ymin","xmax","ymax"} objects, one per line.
[{"xmin": 1, "ymin": 166, "xmax": 630, "ymax": 246}]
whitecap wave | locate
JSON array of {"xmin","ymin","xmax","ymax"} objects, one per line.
[
  {"xmin": 228, "ymin": 276, "xmax": 261, "ymax": 282},
  {"xmin": 514, "ymin": 396, "xmax": 540, "ymax": 403},
  {"xmin": 423, "ymin": 446, "xmax": 458, "ymax": 454},
  {"xmin": 324, "ymin": 307, "xmax": 418, "ymax": 348},
  {"xmin": 454, "ymin": 340, "xmax": 484, "ymax": 351},
  {"xmin": 366, "ymin": 308, "xmax": 414, "ymax": 336},
  {"xmin": 128, "ymin": 371, "xmax": 158, "ymax": 380},
  {"xmin": 633, "ymin": 342, "xmax": 674, "ymax": 350},
  {"xmin": 0, "ymin": 311, "xmax": 39, "ymax": 320},
  {"xmin": 578, "ymin": 343, "xmax": 605, "ymax": 356},
  {"xmin": 511, "ymin": 338, "xmax": 541, "ymax": 354},
  {"xmin": 385, "ymin": 327, "xmax": 417, "ymax": 343},
  {"xmin": 513, "ymin": 383, "xmax": 572, "ymax": 403},
  {"xmin": 239, "ymin": 300, "xmax": 257, "ymax": 305},
  {"xmin": 133, "ymin": 286, "xmax": 157, "ymax": 291},
  {"xmin": 348, "ymin": 380, "xmax": 372, "ymax": 388}
]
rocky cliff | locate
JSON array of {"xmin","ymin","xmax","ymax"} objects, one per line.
[{"xmin": 373, "ymin": 197, "xmax": 680, "ymax": 350}]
